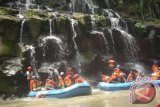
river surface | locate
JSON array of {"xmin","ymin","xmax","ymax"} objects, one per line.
[{"xmin": 0, "ymin": 89, "xmax": 160, "ymax": 107}]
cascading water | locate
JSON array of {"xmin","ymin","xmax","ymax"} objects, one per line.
[
  {"xmin": 108, "ymin": 29, "xmax": 116, "ymax": 57},
  {"xmin": 104, "ymin": 0, "xmax": 110, "ymax": 8},
  {"xmin": 101, "ymin": 3, "xmax": 138, "ymax": 62},
  {"xmin": 70, "ymin": 18, "xmax": 81, "ymax": 73},
  {"xmin": 91, "ymin": 31, "xmax": 109, "ymax": 56},
  {"xmin": 26, "ymin": 0, "xmax": 32, "ymax": 9},
  {"xmin": 20, "ymin": 19, "xmax": 25, "ymax": 44},
  {"xmin": 42, "ymin": 19, "xmax": 64, "ymax": 61}
]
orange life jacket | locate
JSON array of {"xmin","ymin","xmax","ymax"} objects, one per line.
[
  {"xmin": 113, "ymin": 68, "xmax": 121, "ymax": 77},
  {"xmin": 64, "ymin": 77, "xmax": 72, "ymax": 86},
  {"xmin": 152, "ymin": 64, "xmax": 159, "ymax": 72},
  {"xmin": 46, "ymin": 79, "xmax": 56, "ymax": 90},
  {"xmin": 30, "ymin": 80, "xmax": 38, "ymax": 91},
  {"xmin": 75, "ymin": 77, "xmax": 84, "ymax": 83},
  {"xmin": 58, "ymin": 78, "xmax": 64, "ymax": 88}
]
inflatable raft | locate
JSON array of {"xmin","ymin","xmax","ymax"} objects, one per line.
[
  {"xmin": 97, "ymin": 80, "xmax": 160, "ymax": 91},
  {"xmin": 28, "ymin": 82, "xmax": 92, "ymax": 98}
]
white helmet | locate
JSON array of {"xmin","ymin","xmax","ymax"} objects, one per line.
[{"xmin": 60, "ymin": 72, "xmax": 64, "ymax": 76}]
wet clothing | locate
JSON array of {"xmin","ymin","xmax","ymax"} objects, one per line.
[
  {"xmin": 152, "ymin": 64, "xmax": 159, "ymax": 72},
  {"xmin": 45, "ymin": 79, "xmax": 57, "ymax": 90},
  {"xmin": 151, "ymin": 71, "xmax": 160, "ymax": 80}
]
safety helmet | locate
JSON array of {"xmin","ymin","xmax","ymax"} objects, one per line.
[
  {"xmin": 27, "ymin": 66, "xmax": 32, "ymax": 71},
  {"xmin": 32, "ymin": 76, "xmax": 36, "ymax": 79},
  {"xmin": 154, "ymin": 61, "xmax": 158, "ymax": 64},
  {"xmin": 116, "ymin": 65, "xmax": 120, "ymax": 68},
  {"xmin": 60, "ymin": 72, "xmax": 64, "ymax": 76},
  {"xmin": 74, "ymin": 74, "xmax": 79, "ymax": 78},
  {"xmin": 48, "ymin": 76, "xmax": 52, "ymax": 79}
]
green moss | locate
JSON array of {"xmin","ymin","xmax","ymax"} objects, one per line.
[
  {"xmin": 0, "ymin": 38, "xmax": 17, "ymax": 56},
  {"xmin": 55, "ymin": 16, "xmax": 68, "ymax": 34},
  {"xmin": 72, "ymin": 13, "xmax": 92, "ymax": 32},
  {"xmin": 0, "ymin": 7, "xmax": 18, "ymax": 16},
  {"xmin": 95, "ymin": 15, "xmax": 110, "ymax": 27},
  {"xmin": 24, "ymin": 10, "xmax": 48, "ymax": 19},
  {"xmin": 83, "ymin": 51, "xmax": 96, "ymax": 64},
  {"xmin": 0, "ymin": 71, "xmax": 13, "ymax": 94}
]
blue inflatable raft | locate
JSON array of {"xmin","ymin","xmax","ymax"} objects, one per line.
[
  {"xmin": 97, "ymin": 80, "xmax": 160, "ymax": 91},
  {"xmin": 28, "ymin": 82, "xmax": 92, "ymax": 98}
]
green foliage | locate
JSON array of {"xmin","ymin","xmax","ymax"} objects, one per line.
[
  {"xmin": 95, "ymin": 15, "xmax": 109, "ymax": 27},
  {"xmin": 0, "ymin": 7, "xmax": 18, "ymax": 16},
  {"xmin": 134, "ymin": 22, "xmax": 144, "ymax": 29},
  {"xmin": 24, "ymin": 10, "xmax": 48, "ymax": 19}
]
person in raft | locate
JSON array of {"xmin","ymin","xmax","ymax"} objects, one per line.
[
  {"xmin": 151, "ymin": 67, "xmax": 160, "ymax": 80},
  {"xmin": 45, "ymin": 76, "xmax": 57, "ymax": 90},
  {"xmin": 152, "ymin": 61, "xmax": 159, "ymax": 73},
  {"xmin": 127, "ymin": 70, "xmax": 138, "ymax": 82},
  {"xmin": 30, "ymin": 76, "xmax": 41, "ymax": 91},
  {"xmin": 74, "ymin": 74, "xmax": 84, "ymax": 83},
  {"xmin": 102, "ymin": 65, "xmax": 126, "ymax": 83},
  {"xmin": 58, "ymin": 72, "xmax": 65, "ymax": 88},
  {"xmin": 107, "ymin": 56, "xmax": 116, "ymax": 75}
]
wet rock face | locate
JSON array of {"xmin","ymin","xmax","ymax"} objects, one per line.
[{"xmin": 0, "ymin": 17, "xmax": 21, "ymax": 57}]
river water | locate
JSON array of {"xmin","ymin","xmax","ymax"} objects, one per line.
[{"xmin": 0, "ymin": 89, "xmax": 160, "ymax": 107}]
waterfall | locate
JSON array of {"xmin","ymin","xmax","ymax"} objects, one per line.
[
  {"xmin": 20, "ymin": 19, "xmax": 25, "ymax": 44},
  {"xmin": 42, "ymin": 19, "xmax": 64, "ymax": 61},
  {"xmin": 26, "ymin": 0, "xmax": 32, "ymax": 9},
  {"xmin": 108, "ymin": 29, "xmax": 116, "ymax": 57},
  {"xmin": 118, "ymin": 30, "xmax": 138, "ymax": 62},
  {"xmin": 29, "ymin": 45, "xmax": 36, "ymax": 69},
  {"xmin": 104, "ymin": 0, "xmax": 110, "ymax": 8},
  {"xmin": 104, "ymin": 9, "xmax": 138, "ymax": 62},
  {"xmin": 91, "ymin": 31, "xmax": 109, "ymax": 56},
  {"xmin": 91, "ymin": 15, "xmax": 96, "ymax": 30},
  {"xmin": 49, "ymin": 19, "xmax": 53, "ymax": 36},
  {"xmin": 70, "ymin": 18, "xmax": 81, "ymax": 73}
]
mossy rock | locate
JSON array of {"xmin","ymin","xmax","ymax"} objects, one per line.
[
  {"xmin": 27, "ymin": 18, "xmax": 48, "ymax": 39},
  {"xmin": 24, "ymin": 10, "xmax": 48, "ymax": 19},
  {"xmin": 0, "ymin": 7, "xmax": 19, "ymax": 16},
  {"xmin": 55, "ymin": 16, "xmax": 70, "ymax": 34},
  {"xmin": 0, "ymin": 37, "xmax": 18, "ymax": 57},
  {"xmin": 72, "ymin": 13, "xmax": 92, "ymax": 32},
  {"xmin": 95, "ymin": 15, "xmax": 110, "ymax": 28},
  {"xmin": 0, "ymin": 17, "xmax": 21, "ymax": 41}
]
